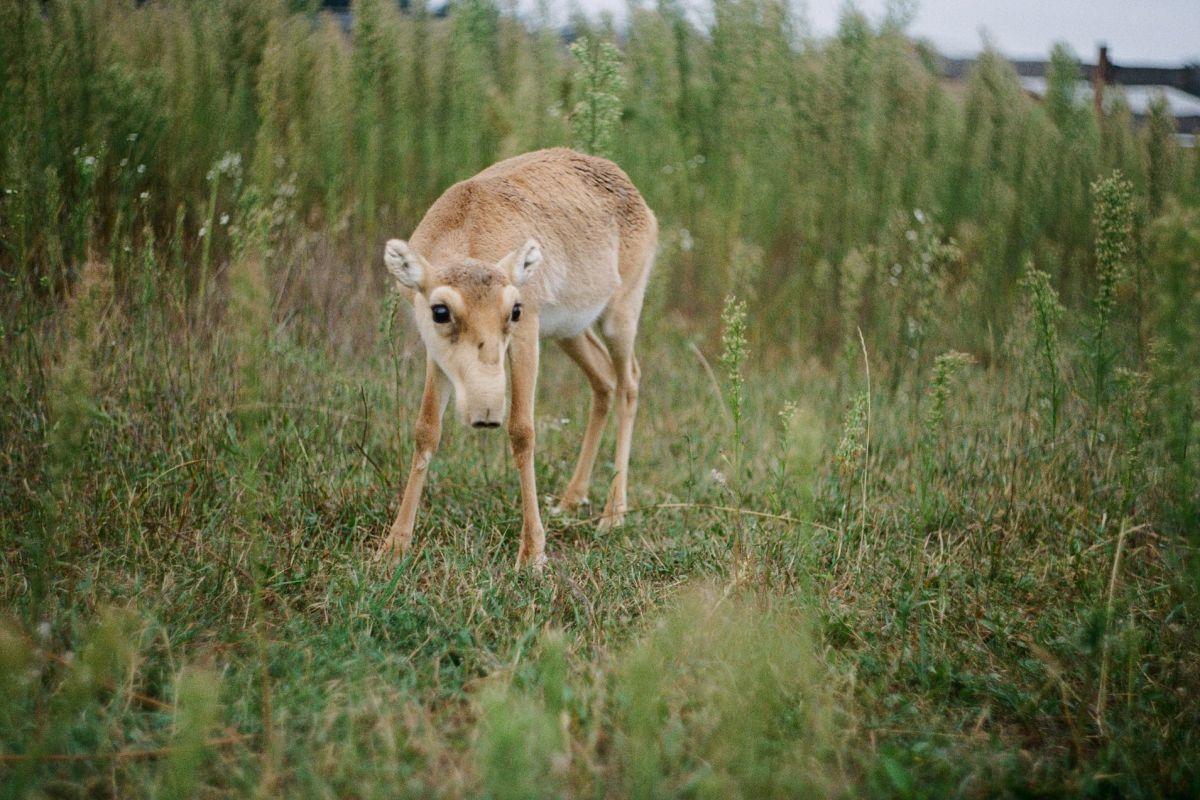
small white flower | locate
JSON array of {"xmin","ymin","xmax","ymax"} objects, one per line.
[
  {"xmin": 679, "ymin": 228, "xmax": 694, "ymax": 253},
  {"xmin": 198, "ymin": 225, "xmax": 208, "ymax": 238},
  {"xmin": 219, "ymin": 213, "xmax": 229, "ymax": 226},
  {"xmin": 214, "ymin": 152, "xmax": 242, "ymax": 178},
  {"xmin": 119, "ymin": 157, "xmax": 128, "ymax": 168},
  {"xmin": 137, "ymin": 164, "xmax": 146, "ymax": 174},
  {"xmin": 914, "ymin": 208, "xmax": 926, "ymax": 224},
  {"xmin": 709, "ymin": 468, "xmax": 727, "ymax": 486},
  {"xmin": 139, "ymin": 191, "xmax": 150, "ymax": 201},
  {"xmin": 83, "ymin": 156, "xmax": 96, "ymax": 167},
  {"xmin": 127, "ymin": 133, "xmax": 138, "ymax": 142},
  {"xmin": 36, "ymin": 621, "xmax": 51, "ymax": 641}
]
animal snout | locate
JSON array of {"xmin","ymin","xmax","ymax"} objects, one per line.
[
  {"xmin": 469, "ymin": 406, "xmax": 504, "ymax": 429},
  {"xmin": 458, "ymin": 368, "xmax": 507, "ymax": 429}
]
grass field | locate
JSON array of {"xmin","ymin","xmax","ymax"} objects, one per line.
[
  {"xmin": 2, "ymin": 1, "xmax": 1199, "ymax": 797},
  {"xmin": 2, "ymin": 256, "xmax": 1197, "ymax": 797}
]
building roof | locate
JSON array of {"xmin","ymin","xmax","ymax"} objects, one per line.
[{"xmin": 1018, "ymin": 76, "xmax": 1200, "ymax": 118}]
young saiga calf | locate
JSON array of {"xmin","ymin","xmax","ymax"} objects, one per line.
[{"xmin": 377, "ymin": 149, "xmax": 657, "ymax": 569}]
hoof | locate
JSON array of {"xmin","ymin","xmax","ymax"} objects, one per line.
[
  {"xmin": 596, "ymin": 510, "xmax": 626, "ymax": 532},
  {"xmin": 516, "ymin": 550, "xmax": 548, "ymax": 573},
  {"xmin": 374, "ymin": 532, "xmax": 409, "ymax": 563},
  {"xmin": 550, "ymin": 496, "xmax": 590, "ymax": 517}
]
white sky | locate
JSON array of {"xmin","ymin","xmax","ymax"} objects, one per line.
[{"xmin": 566, "ymin": 0, "xmax": 1200, "ymax": 64}]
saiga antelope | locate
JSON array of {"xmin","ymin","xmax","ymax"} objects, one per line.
[{"xmin": 377, "ymin": 148, "xmax": 657, "ymax": 569}]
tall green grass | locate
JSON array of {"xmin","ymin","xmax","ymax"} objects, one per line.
[{"xmin": 4, "ymin": 0, "xmax": 1195, "ymax": 355}]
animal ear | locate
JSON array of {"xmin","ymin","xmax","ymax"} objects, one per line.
[
  {"xmin": 503, "ymin": 238, "xmax": 542, "ymax": 287},
  {"xmin": 384, "ymin": 239, "xmax": 425, "ymax": 289}
]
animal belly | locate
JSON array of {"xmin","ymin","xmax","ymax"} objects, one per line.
[{"xmin": 538, "ymin": 301, "xmax": 607, "ymax": 339}]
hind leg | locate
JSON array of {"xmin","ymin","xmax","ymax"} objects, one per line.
[
  {"xmin": 597, "ymin": 231, "xmax": 655, "ymax": 531},
  {"xmin": 597, "ymin": 260, "xmax": 649, "ymax": 531},
  {"xmin": 599, "ymin": 326, "xmax": 639, "ymax": 530},
  {"xmin": 555, "ymin": 329, "xmax": 616, "ymax": 514}
]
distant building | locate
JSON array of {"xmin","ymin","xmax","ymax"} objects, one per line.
[
  {"xmin": 320, "ymin": 0, "xmax": 449, "ymax": 31},
  {"xmin": 940, "ymin": 46, "xmax": 1200, "ymax": 144}
]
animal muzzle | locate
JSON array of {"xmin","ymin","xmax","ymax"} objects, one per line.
[
  {"xmin": 460, "ymin": 370, "xmax": 507, "ymax": 430},
  {"xmin": 467, "ymin": 402, "xmax": 505, "ymax": 429}
]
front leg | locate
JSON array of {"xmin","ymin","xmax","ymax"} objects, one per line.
[
  {"xmin": 508, "ymin": 320, "xmax": 546, "ymax": 570},
  {"xmin": 377, "ymin": 355, "xmax": 448, "ymax": 562}
]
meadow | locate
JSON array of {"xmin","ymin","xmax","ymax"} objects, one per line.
[{"xmin": 1, "ymin": 0, "xmax": 1198, "ymax": 797}]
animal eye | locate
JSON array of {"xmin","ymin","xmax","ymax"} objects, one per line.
[
  {"xmin": 510, "ymin": 303, "xmax": 522, "ymax": 322},
  {"xmin": 431, "ymin": 304, "xmax": 451, "ymax": 324}
]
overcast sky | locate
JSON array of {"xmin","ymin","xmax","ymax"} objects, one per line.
[{"xmin": 568, "ymin": 0, "xmax": 1200, "ymax": 64}]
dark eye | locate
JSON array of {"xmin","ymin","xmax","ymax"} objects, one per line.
[
  {"xmin": 510, "ymin": 303, "xmax": 522, "ymax": 322},
  {"xmin": 431, "ymin": 304, "xmax": 451, "ymax": 324}
]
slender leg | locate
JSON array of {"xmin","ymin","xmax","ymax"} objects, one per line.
[
  {"xmin": 376, "ymin": 355, "xmax": 449, "ymax": 561},
  {"xmin": 555, "ymin": 329, "xmax": 616, "ymax": 513},
  {"xmin": 599, "ymin": 332, "xmax": 640, "ymax": 531},
  {"xmin": 509, "ymin": 320, "xmax": 546, "ymax": 569},
  {"xmin": 596, "ymin": 231, "xmax": 654, "ymax": 532}
]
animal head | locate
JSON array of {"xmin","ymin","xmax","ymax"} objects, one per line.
[{"xmin": 384, "ymin": 237, "xmax": 542, "ymax": 428}]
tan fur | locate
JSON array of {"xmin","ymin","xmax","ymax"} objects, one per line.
[{"xmin": 376, "ymin": 148, "xmax": 657, "ymax": 569}]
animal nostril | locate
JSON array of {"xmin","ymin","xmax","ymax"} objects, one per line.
[{"xmin": 472, "ymin": 421, "xmax": 501, "ymax": 429}]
